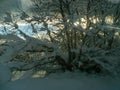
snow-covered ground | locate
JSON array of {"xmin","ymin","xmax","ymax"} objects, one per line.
[
  {"xmin": 1, "ymin": 73, "xmax": 120, "ymax": 90},
  {"xmin": 0, "ymin": 64, "xmax": 120, "ymax": 90},
  {"xmin": 0, "ymin": 23, "xmax": 55, "ymax": 39}
]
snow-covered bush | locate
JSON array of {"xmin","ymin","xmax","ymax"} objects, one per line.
[{"xmin": 1, "ymin": 0, "xmax": 120, "ymax": 81}]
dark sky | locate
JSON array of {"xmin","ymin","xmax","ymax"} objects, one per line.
[
  {"xmin": 0, "ymin": 0, "xmax": 32, "ymax": 14},
  {"xmin": 0, "ymin": 0, "xmax": 21, "ymax": 11}
]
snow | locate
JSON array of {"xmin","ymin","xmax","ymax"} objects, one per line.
[
  {"xmin": 0, "ymin": 64, "xmax": 120, "ymax": 90},
  {"xmin": 0, "ymin": 64, "xmax": 11, "ymax": 84},
  {"xmin": 1, "ymin": 74, "xmax": 120, "ymax": 90},
  {"xmin": 0, "ymin": 24, "xmax": 120, "ymax": 90},
  {"xmin": 0, "ymin": 39, "xmax": 26, "ymax": 63},
  {"xmin": 0, "ymin": 24, "xmax": 57, "ymax": 39},
  {"xmin": 0, "ymin": 23, "xmax": 120, "ymax": 90}
]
